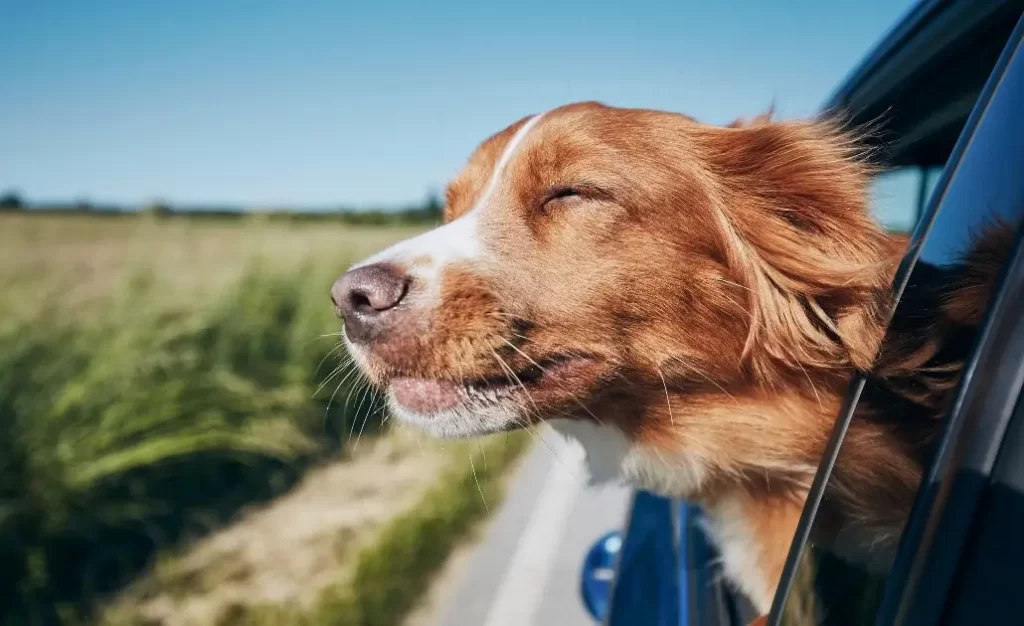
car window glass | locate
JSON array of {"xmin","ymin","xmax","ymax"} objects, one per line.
[
  {"xmin": 779, "ymin": 27, "xmax": 1024, "ymax": 626},
  {"xmin": 869, "ymin": 166, "xmax": 941, "ymax": 233},
  {"xmin": 922, "ymin": 166, "xmax": 942, "ymax": 207}
]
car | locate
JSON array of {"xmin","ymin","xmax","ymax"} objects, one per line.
[{"xmin": 579, "ymin": 1, "xmax": 1024, "ymax": 624}]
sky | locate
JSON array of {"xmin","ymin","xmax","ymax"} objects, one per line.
[{"xmin": 1, "ymin": 0, "xmax": 919, "ymax": 210}]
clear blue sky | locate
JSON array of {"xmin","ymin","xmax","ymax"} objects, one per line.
[{"xmin": 1, "ymin": 0, "xmax": 917, "ymax": 209}]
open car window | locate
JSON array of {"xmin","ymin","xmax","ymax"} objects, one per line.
[
  {"xmin": 772, "ymin": 8, "xmax": 1024, "ymax": 626},
  {"xmin": 869, "ymin": 165, "xmax": 942, "ymax": 233}
]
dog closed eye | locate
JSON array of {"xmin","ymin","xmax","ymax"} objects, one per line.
[
  {"xmin": 540, "ymin": 185, "xmax": 613, "ymax": 212},
  {"xmin": 541, "ymin": 187, "xmax": 583, "ymax": 210}
]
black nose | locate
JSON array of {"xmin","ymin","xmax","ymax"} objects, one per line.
[{"xmin": 331, "ymin": 263, "xmax": 409, "ymax": 343}]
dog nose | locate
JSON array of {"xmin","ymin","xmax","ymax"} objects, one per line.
[{"xmin": 331, "ymin": 264, "xmax": 410, "ymax": 342}]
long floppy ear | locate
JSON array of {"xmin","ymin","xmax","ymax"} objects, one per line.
[{"xmin": 696, "ymin": 117, "xmax": 896, "ymax": 383}]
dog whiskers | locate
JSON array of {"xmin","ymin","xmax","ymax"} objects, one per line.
[
  {"xmin": 486, "ymin": 350, "xmax": 567, "ymax": 467},
  {"xmin": 344, "ymin": 379, "xmax": 370, "ymax": 443},
  {"xmin": 796, "ymin": 360, "xmax": 823, "ymax": 410},
  {"xmin": 354, "ymin": 387, "xmax": 384, "ymax": 449},
  {"xmin": 319, "ymin": 362, "xmax": 362, "ymax": 420},
  {"xmin": 499, "ymin": 338, "xmax": 542, "ymax": 369},
  {"xmin": 349, "ymin": 382, "xmax": 372, "ymax": 446},
  {"xmin": 313, "ymin": 359, "xmax": 354, "ymax": 399},
  {"xmin": 317, "ymin": 330, "xmax": 349, "ymax": 338},
  {"xmin": 324, "ymin": 376, "xmax": 347, "ymax": 436},
  {"xmin": 657, "ymin": 366, "xmax": 676, "ymax": 427},
  {"xmin": 671, "ymin": 357, "xmax": 739, "ymax": 405},
  {"xmin": 713, "ymin": 276, "xmax": 755, "ymax": 292},
  {"xmin": 500, "ymin": 339, "xmax": 606, "ymax": 426},
  {"xmin": 719, "ymin": 292, "xmax": 754, "ymax": 320},
  {"xmin": 313, "ymin": 342, "xmax": 349, "ymax": 378},
  {"xmin": 490, "ymin": 347, "xmax": 540, "ymax": 415},
  {"xmin": 492, "ymin": 350, "xmax": 556, "ymax": 451},
  {"xmin": 469, "ymin": 449, "xmax": 488, "ymax": 511}
]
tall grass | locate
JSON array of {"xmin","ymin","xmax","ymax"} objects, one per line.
[
  {"xmin": 200, "ymin": 433, "xmax": 529, "ymax": 626},
  {"xmin": 0, "ymin": 248, "xmax": 381, "ymax": 624}
]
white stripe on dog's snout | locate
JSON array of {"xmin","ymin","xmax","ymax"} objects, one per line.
[
  {"xmin": 352, "ymin": 112, "xmax": 546, "ymax": 281},
  {"xmin": 471, "ymin": 112, "xmax": 546, "ymax": 218}
]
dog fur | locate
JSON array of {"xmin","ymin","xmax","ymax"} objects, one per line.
[{"xmin": 338, "ymin": 102, "xmax": 1014, "ymax": 613}]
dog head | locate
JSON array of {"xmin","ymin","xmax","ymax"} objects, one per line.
[{"xmin": 334, "ymin": 102, "xmax": 894, "ymax": 493}]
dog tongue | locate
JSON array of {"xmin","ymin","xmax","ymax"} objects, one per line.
[{"xmin": 390, "ymin": 377, "xmax": 464, "ymax": 414}]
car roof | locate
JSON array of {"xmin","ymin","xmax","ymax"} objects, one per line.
[{"xmin": 824, "ymin": 0, "xmax": 1023, "ymax": 167}]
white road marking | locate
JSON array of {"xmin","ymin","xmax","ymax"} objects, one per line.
[{"xmin": 482, "ymin": 435, "xmax": 586, "ymax": 626}]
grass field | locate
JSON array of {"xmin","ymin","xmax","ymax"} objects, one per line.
[{"xmin": 0, "ymin": 213, "xmax": 527, "ymax": 625}]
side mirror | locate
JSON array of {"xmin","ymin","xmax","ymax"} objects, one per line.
[{"xmin": 580, "ymin": 531, "xmax": 622, "ymax": 622}]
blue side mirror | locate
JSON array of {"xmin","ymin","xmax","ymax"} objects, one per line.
[{"xmin": 580, "ymin": 530, "xmax": 623, "ymax": 622}]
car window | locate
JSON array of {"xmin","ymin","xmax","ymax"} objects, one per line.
[
  {"xmin": 777, "ymin": 20, "xmax": 1024, "ymax": 626},
  {"xmin": 941, "ymin": 385, "xmax": 1024, "ymax": 624},
  {"xmin": 869, "ymin": 166, "xmax": 943, "ymax": 233}
]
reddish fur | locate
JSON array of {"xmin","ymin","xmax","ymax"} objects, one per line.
[{"xmin": 347, "ymin": 102, "xmax": 1015, "ymax": 608}]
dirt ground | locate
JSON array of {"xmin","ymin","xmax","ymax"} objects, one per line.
[{"xmin": 103, "ymin": 429, "xmax": 453, "ymax": 625}]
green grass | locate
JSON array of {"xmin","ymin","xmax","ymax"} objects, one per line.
[
  {"xmin": 0, "ymin": 214, "xmax": 531, "ymax": 626},
  {"xmin": 0, "ymin": 215, "xmax": 420, "ymax": 625},
  {"xmin": 205, "ymin": 433, "xmax": 530, "ymax": 626},
  {"xmin": 0, "ymin": 262, "xmax": 360, "ymax": 624}
]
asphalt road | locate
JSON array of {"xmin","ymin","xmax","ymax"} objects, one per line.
[{"xmin": 435, "ymin": 427, "xmax": 633, "ymax": 626}]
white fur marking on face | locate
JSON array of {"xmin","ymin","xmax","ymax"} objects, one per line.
[
  {"xmin": 351, "ymin": 112, "xmax": 547, "ymax": 282},
  {"xmin": 471, "ymin": 112, "xmax": 546, "ymax": 215}
]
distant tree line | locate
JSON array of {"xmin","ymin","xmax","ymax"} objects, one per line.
[
  {"xmin": 0, "ymin": 188, "xmax": 444, "ymax": 226},
  {"xmin": 0, "ymin": 190, "xmax": 24, "ymax": 211}
]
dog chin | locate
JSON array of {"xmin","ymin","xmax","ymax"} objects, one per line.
[{"xmin": 385, "ymin": 394, "xmax": 523, "ymax": 439}]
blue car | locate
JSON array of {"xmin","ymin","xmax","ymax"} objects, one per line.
[{"xmin": 581, "ymin": 1, "xmax": 1024, "ymax": 624}]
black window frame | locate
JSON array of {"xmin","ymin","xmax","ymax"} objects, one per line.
[
  {"xmin": 941, "ymin": 367, "xmax": 1024, "ymax": 624},
  {"xmin": 874, "ymin": 20, "xmax": 1024, "ymax": 624},
  {"xmin": 902, "ymin": 237, "xmax": 1024, "ymax": 625}
]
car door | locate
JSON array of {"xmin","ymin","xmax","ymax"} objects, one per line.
[{"xmin": 769, "ymin": 11, "xmax": 1024, "ymax": 626}]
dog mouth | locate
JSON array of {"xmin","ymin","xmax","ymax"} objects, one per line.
[{"xmin": 388, "ymin": 355, "xmax": 600, "ymax": 416}]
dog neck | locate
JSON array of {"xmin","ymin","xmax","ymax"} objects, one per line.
[{"xmin": 549, "ymin": 383, "xmax": 922, "ymax": 613}]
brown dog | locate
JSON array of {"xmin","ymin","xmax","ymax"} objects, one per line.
[{"xmin": 333, "ymin": 102, "xmax": 1009, "ymax": 613}]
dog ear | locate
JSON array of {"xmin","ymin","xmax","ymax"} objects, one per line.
[{"xmin": 698, "ymin": 117, "xmax": 895, "ymax": 382}]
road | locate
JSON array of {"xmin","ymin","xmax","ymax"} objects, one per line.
[{"xmin": 434, "ymin": 427, "xmax": 633, "ymax": 626}]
